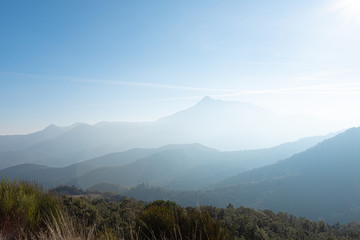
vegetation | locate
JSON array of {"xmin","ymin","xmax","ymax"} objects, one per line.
[
  {"xmin": 0, "ymin": 179, "xmax": 61, "ymax": 238},
  {"xmin": 73, "ymin": 128, "xmax": 360, "ymax": 224},
  {"xmin": 2, "ymin": 180, "xmax": 360, "ymax": 239}
]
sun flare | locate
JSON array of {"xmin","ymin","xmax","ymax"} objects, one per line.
[{"xmin": 330, "ymin": 0, "xmax": 360, "ymax": 25}]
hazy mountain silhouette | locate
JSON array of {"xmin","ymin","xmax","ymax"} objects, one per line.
[
  {"xmin": 0, "ymin": 122, "xmax": 153, "ymax": 168},
  {"xmin": 3, "ymin": 126, "xmax": 359, "ymax": 223},
  {"xmin": 0, "ymin": 136, "xmax": 330, "ymax": 190},
  {"xmin": 174, "ymin": 127, "xmax": 360, "ymax": 223},
  {"xmin": 87, "ymin": 127, "xmax": 360, "ymax": 223},
  {"xmin": 0, "ymin": 144, "xmax": 188, "ymax": 187},
  {"xmin": 144, "ymin": 96, "xmax": 340, "ymax": 151},
  {"xmin": 0, "ymin": 97, "xmax": 343, "ymax": 168},
  {"xmin": 0, "ymin": 124, "xmax": 70, "ymax": 152}
]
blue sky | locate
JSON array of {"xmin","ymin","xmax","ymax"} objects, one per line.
[{"xmin": 1, "ymin": 0, "xmax": 360, "ymax": 134}]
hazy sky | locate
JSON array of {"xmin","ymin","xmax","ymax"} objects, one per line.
[{"xmin": 1, "ymin": 0, "xmax": 360, "ymax": 134}]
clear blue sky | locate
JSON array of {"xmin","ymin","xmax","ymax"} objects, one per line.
[{"xmin": 1, "ymin": 0, "xmax": 360, "ymax": 134}]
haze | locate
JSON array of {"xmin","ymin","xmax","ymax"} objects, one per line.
[
  {"xmin": 1, "ymin": 0, "xmax": 360, "ymax": 136},
  {"xmin": 4, "ymin": 1, "xmax": 360, "ymax": 232}
]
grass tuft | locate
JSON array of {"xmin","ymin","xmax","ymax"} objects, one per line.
[{"xmin": 0, "ymin": 178, "xmax": 62, "ymax": 238}]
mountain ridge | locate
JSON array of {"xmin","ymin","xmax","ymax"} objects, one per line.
[
  {"xmin": 0, "ymin": 135, "xmax": 331, "ymax": 190},
  {"xmin": 0, "ymin": 97, "xmax": 347, "ymax": 169}
]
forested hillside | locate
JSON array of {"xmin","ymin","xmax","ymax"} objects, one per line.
[
  {"xmin": 2, "ymin": 179, "xmax": 360, "ymax": 240},
  {"xmin": 80, "ymin": 127, "xmax": 360, "ymax": 224}
]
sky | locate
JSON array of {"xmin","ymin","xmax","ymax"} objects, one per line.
[{"xmin": 0, "ymin": 0, "xmax": 360, "ymax": 134}]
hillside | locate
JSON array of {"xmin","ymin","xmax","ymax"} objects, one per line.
[
  {"xmin": 3, "ymin": 179, "xmax": 359, "ymax": 240},
  {"xmin": 116, "ymin": 127, "xmax": 360, "ymax": 223},
  {"xmin": 0, "ymin": 97, "xmax": 341, "ymax": 169},
  {"xmin": 0, "ymin": 124, "xmax": 69, "ymax": 152},
  {"xmin": 0, "ymin": 136, "xmax": 328, "ymax": 190}
]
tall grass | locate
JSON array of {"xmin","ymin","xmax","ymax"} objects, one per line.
[
  {"xmin": 0, "ymin": 178, "xmax": 61, "ymax": 239},
  {"xmin": 36, "ymin": 210, "xmax": 96, "ymax": 240},
  {"xmin": 0, "ymin": 179, "xmax": 139, "ymax": 240},
  {"xmin": 0, "ymin": 179, "xmax": 233, "ymax": 239}
]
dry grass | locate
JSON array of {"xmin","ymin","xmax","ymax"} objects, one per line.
[{"xmin": 0, "ymin": 180, "xmax": 229, "ymax": 240}]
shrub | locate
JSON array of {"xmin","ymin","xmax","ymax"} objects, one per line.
[{"xmin": 137, "ymin": 200, "xmax": 232, "ymax": 240}]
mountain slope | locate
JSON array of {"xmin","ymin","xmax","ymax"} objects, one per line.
[
  {"xmin": 0, "ymin": 135, "xmax": 327, "ymax": 190},
  {"xmin": 140, "ymin": 96, "xmax": 339, "ymax": 151},
  {"xmin": 72, "ymin": 144, "xmax": 218, "ymax": 189},
  {"xmin": 0, "ymin": 97, "xmax": 344, "ymax": 168},
  {"xmin": 72, "ymin": 135, "xmax": 329, "ymax": 190},
  {"xmin": 178, "ymin": 127, "xmax": 360, "ymax": 223},
  {"xmin": 0, "ymin": 144, "xmax": 204, "ymax": 187},
  {"xmin": 0, "ymin": 124, "xmax": 69, "ymax": 152},
  {"xmin": 0, "ymin": 122, "xmax": 154, "ymax": 168}
]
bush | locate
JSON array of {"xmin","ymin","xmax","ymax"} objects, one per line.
[
  {"xmin": 137, "ymin": 200, "xmax": 232, "ymax": 240},
  {"xmin": 0, "ymin": 181, "xmax": 357, "ymax": 240}
]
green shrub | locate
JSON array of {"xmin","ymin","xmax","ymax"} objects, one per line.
[
  {"xmin": 138, "ymin": 201, "xmax": 179, "ymax": 239},
  {"xmin": 137, "ymin": 200, "xmax": 232, "ymax": 240}
]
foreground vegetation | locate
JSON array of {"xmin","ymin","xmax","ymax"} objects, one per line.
[{"xmin": 1, "ymin": 181, "xmax": 360, "ymax": 239}]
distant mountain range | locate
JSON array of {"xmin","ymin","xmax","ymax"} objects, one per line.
[
  {"xmin": 0, "ymin": 97, "xmax": 344, "ymax": 169},
  {"xmin": 208, "ymin": 127, "xmax": 360, "ymax": 223},
  {"xmin": 0, "ymin": 134, "xmax": 326, "ymax": 190},
  {"xmin": 113, "ymin": 127, "xmax": 360, "ymax": 224},
  {"xmin": 1, "ymin": 96, "xmax": 358, "ymax": 223},
  {"xmin": 0, "ymin": 124, "xmax": 70, "ymax": 152},
  {"xmin": 72, "ymin": 136, "xmax": 327, "ymax": 190}
]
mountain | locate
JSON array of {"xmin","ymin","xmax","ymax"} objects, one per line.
[
  {"xmin": 214, "ymin": 127, "xmax": 360, "ymax": 187},
  {"xmin": 63, "ymin": 136, "xmax": 331, "ymax": 190},
  {"xmin": 0, "ymin": 124, "xmax": 70, "ymax": 152},
  {"xmin": 138, "ymin": 96, "xmax": 340, "ymax": 151},
  {"xmin": 73, "ymin": 144, "xmax": 218, "ymax": 189},
  {"xmin": 0, "ymin": 122, "xmax": 154, "ymax": 169},
  {"xmin": 0, "ymin": 144, "xmax": 216, "ymax": 188},
  {"xmin": 151, "ymin": 127, "xmax": 360, "ymax": 223},
  {"xmin": 0, "ymin": 97, "xmax": 344, "ymax": 168},
  {"xmin": 0, "ymin": 145, "xmax": 169, "ymax": 187},
  {"xmin": 5, "ymin": 127, "xmax": 359, "ymax": 223},
  {"xmin": 0, "ymin": 163, "xmax": 80, "ymax": 187},
  {"xmin": 0, "ymin": 135, "xmax": 329, "ymax": 190},
  {"xmin": 161, "ymin": 134, "xmax": 332, "ymax": 190}
]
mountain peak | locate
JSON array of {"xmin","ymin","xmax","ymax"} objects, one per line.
[
  {"xmin": 196, "ymin": 96, "xmax": 216, "ymax": 105},
  {"xmin": 201, "ymin": 96, "xmax": 214, "ymax": 101},
  {"xmin": 43, "ymin": 124, "xmax": 59, "ymax": 131}
]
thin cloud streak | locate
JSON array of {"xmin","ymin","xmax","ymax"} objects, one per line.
[
  {"xmin": 211, "ymin": 82, "xmax": 360, "ymax": 97},
  {"xmin": 74, "ymin": 82, "xmax": 360, "ymax": 108},
  {"xmin": 73, "ymin": 96, "xmax": 204, "ymax": 108},
  {"xmin": 226, "ymin": 61, "xmax": 360, "ymax": 68},
  {"xmin": 0, "ymin": 72, "xmax": 236, "ymax": 93},
  {"xmin": 2, "ymin": 72, "xmax": 359, "ymax": 105},
  {"xmin": 74, "ymin": 78, "xmax": 236, "ymax": 92},
  {"xmin": 227, "ymin": 61, "xmax": 315, "ymax": 66}
]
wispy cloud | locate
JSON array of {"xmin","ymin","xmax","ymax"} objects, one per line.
[
  {"xmin": 0, "ymin": 72, "xmax": 236, "ymax": 93},
  {"xmin": 73, "ymin": 78, "xmax": 236, "ymax": 92},
  {"xmin": 211, "ymin": 82, "xmax": 360, "ymax": 97},
  {"xmin": 2, "ymin": 72, "xmax": 359, "ymax": 104},
  {"xmin": 226, "ymin": 61, "xmax": 315, "ymax": 66},
  {"xmin": 225, "ymin": 61, "xmax": 360, "ymax": 68},
  {"xmin": 79, "ymin": 82, "xmax": 360, "ymax": 108},
  {"xmin": 74, "ymin": 96, "xmax": 204, "ymax": 108}
]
